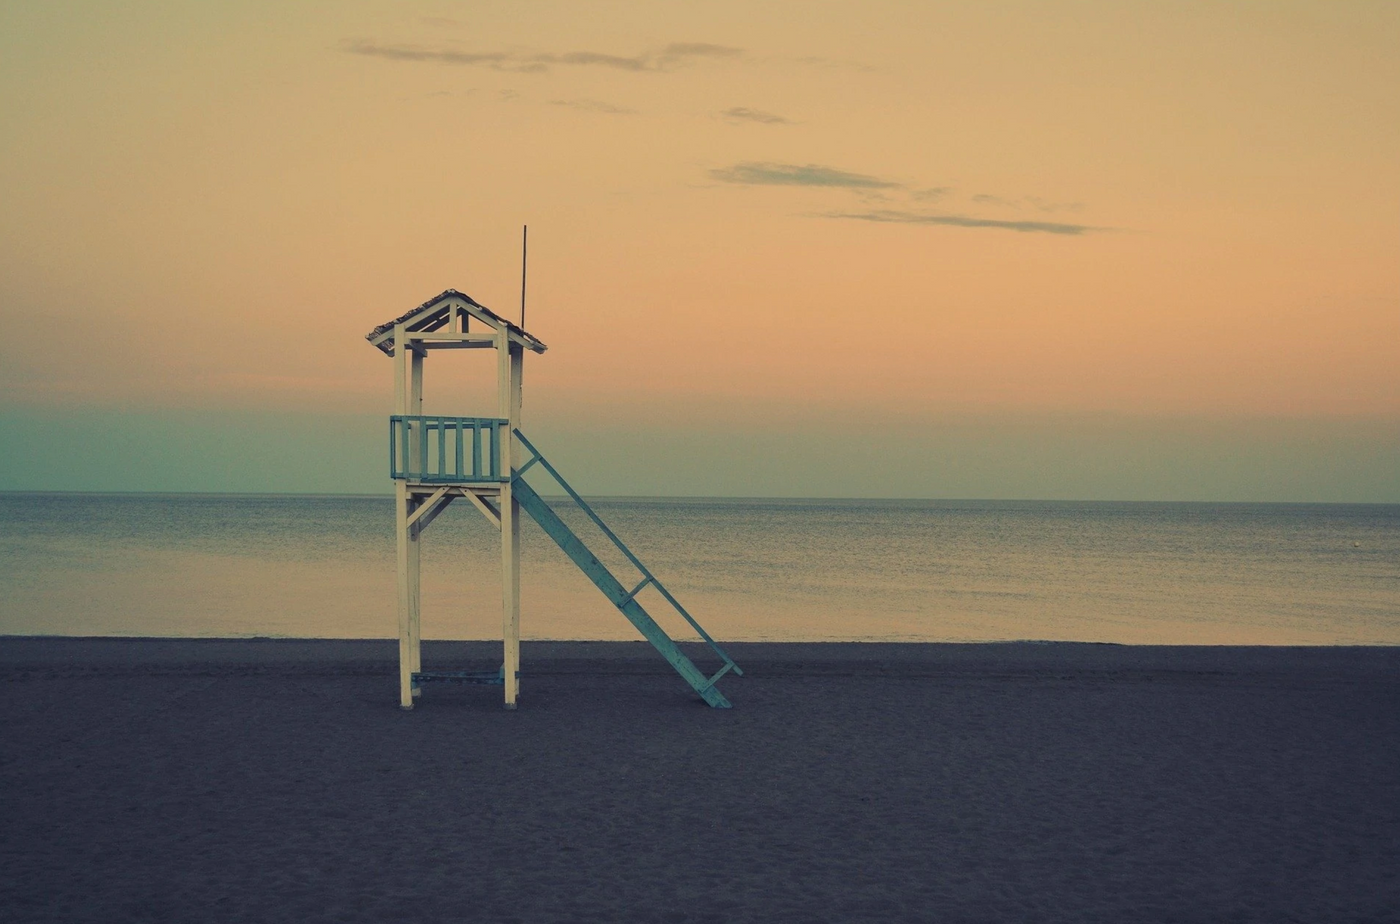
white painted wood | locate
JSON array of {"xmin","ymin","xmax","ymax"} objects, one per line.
[
  {"xmin": 501, "ymin": 495, "xmax": 520, "ymax": 709},
  {"xmin": 412, "ymin": 494, "xmax": 456, "ymax": 535},
  {"xmin": 506, "ymin": 331, "xmax": 545, "ymax": 353},
  {"xmin": 379, "ymin": 295, "xmax": 541, "ymax": 710},
  {"xmin": 464, "ymin": 302, "xmax": 503, "ymax": 333},
  {"xmin": 392, "ymin": 326, "xmax": 414, "ymax": 707},
  {"xmin": 369, "ymin": 296, "xmax": 469, "ymax": 350},
  {"xmin": 413, "ymin": 341, "xmax": 497, "ymax": 351},
  {"xmin": 461, "ymin": 487, "xmax": 502, "ymax": 529},
  {"xmin": 403, "ymin": 331, "xmax": 498, "ymax": 344},
  {"xmin": 407, "ymin": 486, "xmax": 450, "ymax": 528},
  {"xmin": 502, "ymin": 341, "xmax": 524, "ymax": 708},
  {"xmin": 411, "ymin": 352, "xmax": 423, "ymax": 416},
  {"xmin": 407, "ymin": 486, "xmax": 444, "ymax": 514},
  {"xmin": 393, "ymin": 324, "xmax": 407, "ymax": 415},
  {"xmin": 497, "ymin": 332, "xmax": 522, "ymax": 708},
  {"xmin": 369, "ymin": 292, "xmax": 545, "ymax": 355},
  {"xmin": 395, "ymin": 481, "xmax": 414, "ymax": 708},
  {"xmin": 408, "ymin": 348, "xmax": 424, "ymax": 687}
]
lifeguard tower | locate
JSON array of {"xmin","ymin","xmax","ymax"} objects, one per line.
[{"xmin": 366, "ymin": 289, "xmax": 740, "ymax": 710}]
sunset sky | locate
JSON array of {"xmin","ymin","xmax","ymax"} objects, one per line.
[{"xmin": 2, "ymin": 1, "xmax": 1397, "ymax": 499}]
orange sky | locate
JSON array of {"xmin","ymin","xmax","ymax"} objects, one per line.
[{"xmin": 1, "ymin": 2, "xmax": 1397, "ymax": 497}]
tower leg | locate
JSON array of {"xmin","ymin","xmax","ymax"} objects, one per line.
[
  {"xmin": 502, "ymin": 482, "xmax": 521, "ymax": 709},
  {"xmin": 408, "ymin": 509, "xmax": 422, "ymax": 697},
  {"xmin": 395, "ymin": 480, "xmax": 414, "ymax": 709},
  {"xmin": 407, "ymin": 350, "xmax": 424, "ymax": 693}
]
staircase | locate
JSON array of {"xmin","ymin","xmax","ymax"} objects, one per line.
[{"xmin": 511, "ymin": 429, "xmax": 741, "ymax": 708}]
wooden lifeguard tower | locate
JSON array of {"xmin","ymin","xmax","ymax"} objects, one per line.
[{"xmin": 366, "ymin": 289, "xmax": 740, "ymax": 710}]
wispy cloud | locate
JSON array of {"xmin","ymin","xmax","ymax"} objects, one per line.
[
  {"xmin": 723, "ymin": 107, "xmax": 791, "ymax": 125},
  {"xmin": 546, "ymin": 51, "xmax": 648, "ymax": 72},
  {"xmin": 708, "ymin": 160, "xmax": 1095, "ymax": 235},
  {"xmin": 343, "ymin": 40, "xmax": 742, "ymax": 74},
  {"xmin": 973, "ymin": 193, "xmax": 1084, "ymax": 214},
  {"xmin": 710, "ymin": 162, "xmax": 901, "ymax": 189},
  {"xmin": 823, "ymin": 209, "xmax": 1100, "ymax": 235},
  {"xmin": 343, "ymin": 41, "xmax": 509, "ymax": 66},
  {"xmin": 549, "ymin": 98, "xmax": 637, "ymax": 115},
  {"xmin": 1028, "ymin": 196, "xmax": 1083, "ymax": 214},
  {"xmin": 659, "ymin": 43, "xmax": 744, "ymax": 65}
]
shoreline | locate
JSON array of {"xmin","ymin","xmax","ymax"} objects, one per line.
[{"xmin": 5, "ymin": 635, "xmax": 1398, "ymax": 677}]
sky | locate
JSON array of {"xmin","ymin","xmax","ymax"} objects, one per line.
[{"xmin": 1, "ymin": 1, "xmax": 1397, "ymax": 500}]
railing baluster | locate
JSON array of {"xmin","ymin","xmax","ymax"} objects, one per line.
[
  {"xmin": 419, "ymin": 417, "xmax": 429, "ymax": 481},
  {"xmin": 437, "ymin": 417, "xmax": 446, "ymax": 478},
  {"xmin": 387, "ymin": 416, "xmax": 510, "ymax": 483},
  {"xmin": 398, "ymin": 417, "xmax": 408, "ymax": 478},
  {"xmin": 389, "ymin": 416, "xmax": 399, "ymax": 478}
]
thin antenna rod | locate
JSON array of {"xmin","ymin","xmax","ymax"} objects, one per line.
[{"xmin": 520, "ymin": 224, "xmax": 528, "ymax": 329}]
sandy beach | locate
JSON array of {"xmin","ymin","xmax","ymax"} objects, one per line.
[{"xmin": 2, "ymin": 638, "xmax": 1396, "ymax": 923}]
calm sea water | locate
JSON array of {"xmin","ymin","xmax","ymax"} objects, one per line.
[{"xmin": 0, "ymin": 493, "xmax": 1396, "ymax": 644}]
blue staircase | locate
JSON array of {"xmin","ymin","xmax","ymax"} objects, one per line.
[{"xmin": 511, "ymin": 429, "xmax": 741, "ymax": 708}]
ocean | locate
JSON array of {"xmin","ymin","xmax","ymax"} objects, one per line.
[{"xmin": 1, "ymin": 493, "xmax": 1396, "ymax": 645}]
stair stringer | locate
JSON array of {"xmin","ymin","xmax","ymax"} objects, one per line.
[{"xmin": 512, "ymin": 477, "xmax": 732, "ymax": 708}]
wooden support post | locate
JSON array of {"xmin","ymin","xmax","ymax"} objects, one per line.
[
  {"xmin": 393, "ymin": 325, "xmax": 414, "ymax": 709},
  {"xmin": 408, "ymin": 349, "xmax": 424, "ymax": 690},
  {"xmin": 499, "ymin": 332, "xmax": 523, "ymax": 708}
]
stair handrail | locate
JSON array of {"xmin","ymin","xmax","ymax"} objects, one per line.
[{"xmin": 512, "ymin": 428, "xmax": 742, "ymax": 677}]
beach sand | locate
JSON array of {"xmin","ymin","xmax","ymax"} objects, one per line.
[{"xmin": 2, "ymin": 638, "xmax": 1396, "ymax": 923}]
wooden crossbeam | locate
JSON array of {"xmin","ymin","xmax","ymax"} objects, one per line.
[
  {"xmin": 461, "ymin": 488, "xmax": 502, "ymax": 529},
  {"xmin": 408, "ymin": 488, "xmax": 456, "ymax": 537},
  {"xmin": 406, "ymin": 487, "xmax": 449, "ymax": 527},
  {"xmin": 414, "ymin": 496, "xmax": 455, "ymax": 535},
  {"xmin": 403, "ymin": 331, "xmax": 499, "ymax": 344},
  {"xmin": 412, "ymin": 341, "xmax": 497, "ymax": 351}
]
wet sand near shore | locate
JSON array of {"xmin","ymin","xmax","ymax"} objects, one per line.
[{"xmin": 2, "ymin": 638, "xmax": 1397, "ymax": 923}]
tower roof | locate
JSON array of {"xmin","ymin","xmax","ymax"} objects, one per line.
[{"xmin": 365, "ymin": 289, "xmax": 547, "ymax": 356}]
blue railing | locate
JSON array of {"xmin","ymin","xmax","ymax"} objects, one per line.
[{"xmin": 389, "ymin": 415, "xmax": 509, "ymax": 483}]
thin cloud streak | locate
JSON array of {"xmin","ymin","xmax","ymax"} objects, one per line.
[
  {"xmin": 343, "ymin": 40, "xmax": 742, "ymax": 74},
  {"xmin": 343, "ymin": 41, "xmax": 509, "ymax": 66},
  {"xmin": 711, "ymin": 162, "xmax": 901, "ymax": 189},
  {"xmin": 549, "ymin": 51, "xmax": 648, "ymax": 71},
  {"xmin": 723, "ymin": 107, "xmax": 791, "ymax": 124},
  {"xmin": 824, "ymin": 209, "xmax": 1100, "ymax": 235},
  {"xmin": 660, "ymin": 43, "xmax": 744, "ymax": 62},
  {"xmin": 973, "ymin": 193, "xmax": 1085, "ymax": 214},
  {"xmin": 549, "ymin": 98, "xmax": 637, "ymax": 115}
]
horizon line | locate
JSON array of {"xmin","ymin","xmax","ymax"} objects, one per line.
[{"xmin": 1, "ymin": 489, "xmax": 1395, "ymax": 507}]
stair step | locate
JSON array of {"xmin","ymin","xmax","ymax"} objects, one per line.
[
  {"xmin": 412, "ymin": 670, "xmax": 504, "ymax": 686},
  {"xmin": 508, "ymin": 437, "xmax": 737, "ymax": 709}
]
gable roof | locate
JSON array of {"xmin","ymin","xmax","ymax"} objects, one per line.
[{"xmin": 365, "ymin": 289, "xmax": 547, "ymax": 356}]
